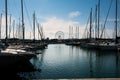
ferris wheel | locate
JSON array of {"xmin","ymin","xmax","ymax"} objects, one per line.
[{"xmin": 55, "ymin": 31, "xmax": 64, "ymax": 39}]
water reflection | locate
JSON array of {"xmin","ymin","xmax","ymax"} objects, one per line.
[
  {"xmin": 89, "ymin": 50, "xmax": 120, "ymax": 78},
  {"xmin": 19, "ymin": 44, "xmax": 120, "ymax": 79},
  {"xmin": 31, "ymin": 49, "xmax": 46, "ymax": 68},
  {"xmin": 0, "ymin": 60, "xmax": 36, "ymax": 80}
]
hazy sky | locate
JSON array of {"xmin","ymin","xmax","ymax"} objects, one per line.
[{"xmin": 0, "ymin": 0, "xmax": 119, "ymax": 39}]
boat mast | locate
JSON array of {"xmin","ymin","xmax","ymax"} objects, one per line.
[
  {"xmin": 95, "ymin": 5, "xmax": 97, "ymax": 39},
  {"xmin": 115, "ymin": 0, "xmax": 118, "ymax": 44},
  {"xmin": 75, "ymin": 26, "xmax": 77, "ymax": 39},
  {"xmin": 69, "ymin": 26, "xmax": 70, "ymax": 39},
  {"xmin": 90, "ymin": 8, "xmax": 92, "ymax": 39},
  {"xmin": 18, "ymin": 18, "xmax": 20, "ymax": 39},
  {"xmin": 13, "ymin": 20, "xmax": 15, "ymax": 38},
  {"xmin": 5, "ymin": 0, "xmax": 8, "ymax": 41},
  {"xmin": 0, "ymin": 13, "xmax": 2, "ymax": 39},
  {"xmin": 21, "ymin": 0, "xmax": 25, "ymax": 43},
  {"xmin": 78, "ymin": 26, "xmax": 79, "ymax": 39},
  {"xmin": 98, "ymin": 0, "xmax": 100, "ymax": 38},
  {"xmin": 9, "ymin": 14, "xmax": 11, "ymax": 38},
  {"xmin": 33, "ymin": 11, "xmax": 35, "ymax": 40}
]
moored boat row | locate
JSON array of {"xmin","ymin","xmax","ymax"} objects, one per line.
[{"xmin": 79, "ymin": 42, "xmax": 119, "ymax": 51}]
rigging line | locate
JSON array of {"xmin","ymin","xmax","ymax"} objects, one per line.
[
  {"xmin": 100, "ymin": 0, "xmax": 113, "ymax": 38},
  {"xmin": 40, "ymin": 24, "xmax": 44, "ymax": 39},
  {"xmin": 104, "ymin": 22, "xmax": 111, "ymax": 38},
  {"xmin": 91, "ymin": 7, "xmax": 97, "ymax": 38},
  {"xmin": 35, "ymin": 13, "xmax": 44, "ymax": 39},
  {"xmin": 42, "ymin": 27, "xmax": 45, "ymax": 39},
  {"xmin": 82, "ymin": 14, "xmax": 90, "ymax": 39},
  {"xmin": 35, "ymin": 16, "xmax": 43, "ymax": 35},
  {"xmin": 35, "ymin": 11, "xmax": 44, "ymax": 39},
  {"xmin": 38, "ymin": 24, "xmax": 43, "ymax": 40},
  {"xmin": 35, "ymin": 15, "xmax": 43, "ymax": 39},
  {"xmin": 40, "ymin": 26, "xmax": 43, "ymax": 38},
  {"xmin": 42, "ymin": 25, "xmax": 45, "ymax": 39},
  {"xmin": 35, "ymin": 15, "xmax": 40, "ymax": 26},
  {"xmin": 23, "ymin": 0, "xmax": 32, "ymax": 29}
]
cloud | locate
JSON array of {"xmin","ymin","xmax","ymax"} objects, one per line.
[
  {"xmin": 1, "ymin": 15, "xmax": 115, "ymax": 39},
  {"xmin": 41, "ymin": 17, "xmax": 86, "ymax": 39},
  {"xmin": 69, "ymin": 11, "xmax": 81, "ymax": 18}
]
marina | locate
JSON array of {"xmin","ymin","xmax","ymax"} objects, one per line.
[
  {"xmin": 0, "ymin": 0, "xmax": 120, "ymax": 79},
  {"xmin": 18, "ymin": 44, "xmax": 120, "ymax": 79}
]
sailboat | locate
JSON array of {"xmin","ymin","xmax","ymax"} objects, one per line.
[
  {"xmin": 30, "ymin": 11, "xmax": 47, "ymax": 51},
  {"xmin": 0, "ymin": 0, "xmax": 36, "ymax": 67},
  {"xmin": 95, "ymin": 0, "xmax": 119, "ymax": 51},
  {"xmin": 80, "ymin": 0, "xmax": 119, "ymax": 51}
]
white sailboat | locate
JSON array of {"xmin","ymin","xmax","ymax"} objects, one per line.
[
  {"xmin": 97, "ymin": 0, "xmax": 119, "ymax": 51},
  {"xmin": 80, "ymin": 0, "xmax": 119, "ymax": 51},
  {"xmin": 0, "ymin": 0, "xmax": 36, "ymax": 67}
]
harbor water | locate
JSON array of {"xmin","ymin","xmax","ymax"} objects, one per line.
[{"xmin": 18, "ymin": 44, "xmax": 120, "ymax": 79}]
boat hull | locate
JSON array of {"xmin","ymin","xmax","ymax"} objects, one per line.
[
  {"xmin": 80, "ymin": 43, "xmax": 118, "ymax": 51},
  {"xmin": 0, "ymin": 52, "xmax": 36, "ymax": 68}
]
